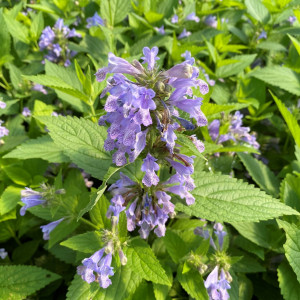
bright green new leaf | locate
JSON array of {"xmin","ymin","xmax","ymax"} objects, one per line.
[
  {"xmin": 0, "ymin": 186, "xmax": 23, "ymax": 215},
  {"xmin": 244, "ymin": 0, "xmax": 270, "ymax": 24}
]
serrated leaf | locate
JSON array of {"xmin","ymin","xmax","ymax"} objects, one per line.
[
  {"xmin": 4, "ymin": 135, "xmax": 70, "ymax": 163},
  {"xmin": 271, "ymin": 92, "xmax": 300, "ymax": 148},
  {"xmin": 61, "ymin": 231, "xmax": 103, "ymax": 254},
  {"xmin": 126, "ymin": 238, "xmax": 171, "ymax": 286},
  {"xmin": 0, "ymin": 186, "xmax": 22, "ymax": 215},
  {"xmin": 89, "ymin": 194, "xmax": 111, "ymax": 229},
  {"xmin": 277, "ymin": 220, "xmax": 300, "ymax": 283},
  {"xmin": 250, "ymin": 67, "xmax": 300, "ymax": 96},
  {"xmin": 177, "ymin": 265, "xmax": 209, "ymax": 300},
  {"xmin": 244, "ymin": 0, "xmax": 270, "ymax": 24},
  {"xmin": 278, "ymin": 261, "xmax": 300, "ymax": 300},
  {"xmin": 238, "ymin": 153, "xmax": 280, "ymax": 197},
  {"xmin": 176, "ymin": 172, "xmax": 299, "ymax": 222},
  {"xmin": 163, "ymin": 229, "xmax": 188, "ymax": 263},
  {"xmin": 101, "ymin": 0, "xmax": 132, "ymax": 25},
  {"xmin": 35, "ymin": 116, "xmax": 111, "ymax": 180},
  {"xmin": 0, "ymin": 265, "xmax": 60, "ymax": 300}
]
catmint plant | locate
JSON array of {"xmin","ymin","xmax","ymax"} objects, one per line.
[{"xmin": 95, "ymin": 46, "xmax": 208, "ymax": 242}]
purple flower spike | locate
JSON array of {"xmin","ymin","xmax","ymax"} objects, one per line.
[
  {"xmin": 141, "ymin": 153, "xmax": 160, "ymax": 187},
  {"xmin": 86, "ymin": 12, "xmax": 104, "ymax": 28},
  {"xmin": 0, "ymin": 101, "xmax": 6, "ymax": 109},
  {"xmin": 141, "ymin": 47, "xmax": 160, "ymax": 70},
  {"xmin": 40, "ymin": 218, "xmax": 65, "ymax": 240},
  {"xmin": 186, "ymin": 12, "xmax": 200, "ymax": 23},
  {"xmin": 20, "ymin": 188, "xmax": 46, "ymax": 216}
]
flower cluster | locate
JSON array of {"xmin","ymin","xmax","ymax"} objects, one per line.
[
  {"xmin": 208, "ymin": 111, "xmax": 260, "ymax": 150},
  {"xmin": 195, "ymin": 223, "xmax": 232, "ymax": 300},
  {"xmin": 96, "ymin": 46, "xmax": 208, "ymax": 240},
  {"xmin": 39, "ymin": 19, "xmax": 81, "ymax": 67}
]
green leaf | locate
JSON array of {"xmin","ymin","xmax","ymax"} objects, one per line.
[
  {"xmin": 89, "ymin": 194, "xmax": 111, "ymax": 229},
  {"xmin": 250, "ymin": 67, "xmax": 300, "ymax": 96},
  {"xmin": 0, "ymin": 186, "xmax": 22, "ymax": 215},
  {"xmin": 278, "ymin": 220, "xmax": 300, "ymax": 283},
  {"xmin": 35, "ymin": 116, "xmax": 111, "ymax": 180},
  {"xmin": 4, "ymin": 135, "xmax": 70, "ymax": 163},
  {"xmin": 30, "ymin": 11, "xmax": 44, "ymax": 40},
  {"xmin": 244, "ymin": 0, "xmax": 270, "ymax": 24},
  {"xmin": 60, "ymin": 231, "xmax": 103, "ymax": 254},
  {"xmin": 3, "ymin": 13, "xmax": 29, "ymax": 44},
  {"xmin": 176, "ymin": 171, "xmax": 299, "ymax": 222},
  {"xmin": 278, "ymin": 261, "xmax": 300, "ymax": 300},
  {"xmin": 163, "ymin": 229, "xmax": 188, "ymax": 263},
  {"xmin": 238, "ymin": 153, "xmax": 280, "ymax": 197},
  {"xmin": 0, "ymin": 265, "xmax": 60, "ymax": 300},
  {"xmin": 216, "ymin": 54, "xmax": 256, "ymax": 78},
  {"xmin": 101, "ymin": 0, "xmax": 132, "ymax": 25},
  {"xmin": 271, "ymin": 92, "xmax": 300, "ymax": 148},
  {"xmin": 126, "ymin": 238, "xmax": 171, "ymax": 286},
  {"xmin": 2, "ymin": 166, "xmax": 31, "ymax": 186},
  {"xmin": 0, "ymin": 12, "xmax": 11, "ymax": 59},
  {"xmin": 24, "ymin": 75, "xmax": 89, "ymax": 103},
  {"xmin": 177, "ymin": 265, "xmax": 209, "ymax": 300}
]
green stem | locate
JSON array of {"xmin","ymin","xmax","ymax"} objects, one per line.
[
  {"xmin": 7, "ymin": 225, "xmax": 22, "ymax": 246},
  {"xmin": 80, "ymin": 217, "xmax": 99, "ymax": 230}
]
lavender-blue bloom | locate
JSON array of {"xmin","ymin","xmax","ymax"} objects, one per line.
[
  {"xmin": 288, "ymin": 16, "xmax": 296, "ymax": 25},
  {"xmin": 22, "ymin": 107, "xmax": 31, "ymax": 117},
  {"xmin": 181, "ymin": 50, "xmax": 195, "ymax": 65},
  {"xmin": 32, "ymin": 84, "xmax": 48, "ymax": 94},
  {"xmin": 257, "ymin": 30, "xmax": 267, "ymax": 40},
  {"xmin": 20, "ymin": 188, "xmax": 46, "ymax": 216},
  {"xmin": 141, "ymin": 47, "xmax": 160, "ymax": 71},
  {"xmin": 86, "ymin": 12, "xmax": 104, "ymax": 28},
  {"xmin": 106, "ymin": 195, "xmax": 126, "ymax": 219},
  {"xmin": 204, "ymin": 266, "xmax": 231, "ymax": 300},
  {"xmin": 0, "ymin": 101, "xmax": 6, "ymax": 109},
  {"xmin": 77, "ymin": 248, "xmax": 114, "ymax": 288},
  {"xmin": 205, "ymin": 15, "xmax": 217, "ymax": 28},
  {"xmin": 141, "ymin": 153, "xmax": 160, "ymax": 187},
  {"xmin": 0, "ymin": 120, "xmax": 9, "ymax": 138},
  {"xmin": 40, "ymin": 218, "xmax": 64, "ymax": 240},
  {"xmin": 0, "ymin": 248, "xmax": 7, "ymax": 259},
  {"xmin": 178, "ymin": 28, "xmax": 191, "ymax": 39},
  {"xmin": 171, "ymin": 14, "xmax": 178, "ymax": 23},
  {"xmin": 186, "ymin": 12, "xmax": 200, "ymax": 23},
  {"xmin": 214, "ymin": 223, "xmax": 227, "ymax": 250},
  {"xmin": 155, "ymin": 25, "xmax": 165, "ymax": 35}
]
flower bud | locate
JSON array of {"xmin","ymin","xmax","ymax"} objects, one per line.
[
  {"xmin": 197, "ymin": 263, "xmax": 208, "ymax": 274},
  {"xmin": 118, "ymin": 249, "xmax": 127, "ymax": 265},
  {"xmin": 105, "ymin": 240, "xmax": 114, "ymax": 254}
]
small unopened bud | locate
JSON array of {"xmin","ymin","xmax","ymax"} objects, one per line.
[
  {"xmin": 111, "ymin": 216, "xmax": 118, "ymax": 229},
  {"xmin": 105, "ymin": 240, "xmax": 114, "ymax": 254},
  {"xmin": 170, "ymin": 211, "xmax": 176, "ymax": 218},
  {"xmin": 164, "ymin": 62, "xmax": 194, "ymax": 78},
  {"xmin": 197, "ymin": 263, "xmax": 208, "ymax": 274},
  {"xmin": 132, "ymin": 60, "xmax": 145, "ymax": 73},
  {"xmin": 55, "ymin": 189, "xmax": 66, "ymax": 194},
  {"xmin": 119, "ymin": 249, "xmax": 127, "ymax": 265},
  {"xmin": 155, "ymin": 81, "xmax": 165, "ymax": 93},
  {"xmin": 225, "ymin": 270, "xmax": 232, "ymax": 283}
]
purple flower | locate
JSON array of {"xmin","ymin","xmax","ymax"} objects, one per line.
[
  {"xmin": 164, "ymin": 62, "xmax": 194, "ymax": 78},
  {"xmin": 258, "ymin": 30, "xmax": 267, "ymax": 40},
  {"xmin": 178, "ymin": 28, "xmax": 191, "ymax": 39},
  {"xmin": 181, "ymin": 50, "xmax": 195, "ymax": 65},
  {"xmin": 141, "ymin": 47, "xmax": 160, "ymax": 71},
  {"xmin": 0, "ymin": 248, "xmax": 7, "ymax": 259},
  {"xmin": 204, "ymin": 266, "xmax": 231, "ymax": 300},
  {"xmin": 78, "ymin": 248, "xmax": 114, "ymax": 288},
  {"xmin": 0, "ymin": 101, "xmax": 6, "ymax": 109},
  {"xmin": 213, "ymin": 223, "xmax": 227, "ymax": 250},
  {"xmin": 86, "ymin": 12, "xmax": 104, "ymax": 28},
  {"xmin": 161, "ymin": 122, "xmax": 179, "ymax": 152},
  {"xmin": 106, "ymin": 195, "xmax": 126, "ymax": 219},
  {"xmin": 208, "ymin": 119, "xmax": 220, "ymax": 141},
  {"xmin": 186, "ymin": 12, "xmax": 200, "ymax": 23},
  {"xmin": 155, "ymin": 25, "xmax": 165, "ymax": 35},
  {"xmin": 40, "ymin": 218, "xmax": 65, "ymax": 240},
  {"xmin": 171, "ymin": 14, "xmax": 178, "ymax": 23},
  {"xmin": 171, "ymin": 15, "xmax": 178, "ymax": 24},
  {"xmin": 22, "ymin": 107, "xmax": 31, "ymax": 117},
  {"xmin": 205, "ymin": 15, "xmax": 217, "ymax": 28},
  {"xmin": 32, "ymin": 84, "xmax": 47, "ymax": 94},
  {"xmin": 141, "ymin": 153, "xmax": 160, "ymax": 187},
  {"xmin": 0, "ymin": 120, "xmax": 9, "ymax": 138},
  {"xmin": 20, "ymin": 188, "xmax": 46, "ymax": 216},
  {"xmin": 288, "ymin": 16, "xmax": 296, "ymax": 25}
]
